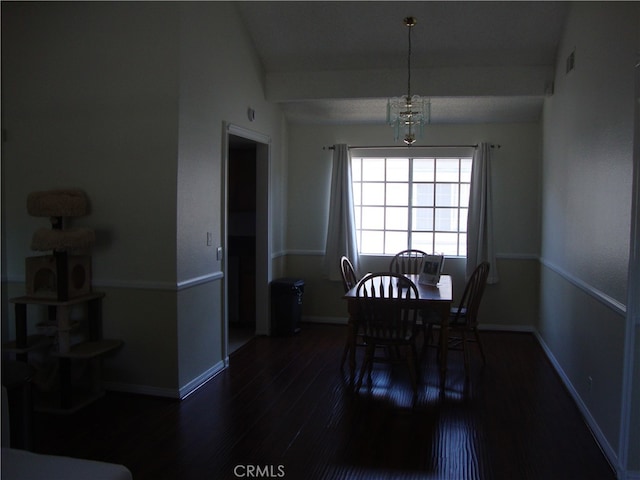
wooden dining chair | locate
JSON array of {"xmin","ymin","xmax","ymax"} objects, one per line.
[
  {"xmin": 339, "ymin": 256, "xmax": 357, "ymax": 292},
  {"xmin": 354, "ymin": 272, "xmax": 420, "ymax": 394},
  {"xmin": 390, "ymin": 249, "xmax": 431, "ymax": 350},
  {"xmin": 340, "ymin": 256, "xmax": 362, "ymax": 370},
  {"xmin": 426, "ymin": 261, "xmax": 490, "ymax": 378},
  {"xmin": 389, "ymin": 249, "xmax": 428, "ymax": 275}
]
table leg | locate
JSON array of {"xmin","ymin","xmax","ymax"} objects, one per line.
[
  {"xmin": 344, "ymin": 301, "xmax": 360, "ymax": 384},
  {"xmin": 438, "ymin": 304, "xmax": 450, "ymax": 390},
  {"xmin": 348, "ymin": 318, "xmax": 356, "ymax": 382}
]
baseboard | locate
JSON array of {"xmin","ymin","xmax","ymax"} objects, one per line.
[
  {"xmin": 301, "ymin": 318, "xmax": 535, "ymax": 332},
  {"xmin": 103, "ymin": 382, "xmax": 180, "ymax": 399},
  {"xmin": 104, "ymin": 360, "xmax": 227, "ymax": 400},
  {"xmin": 178, "ymin": 361, "xmax": 227, "ymax": 399},
  {"xmin": 479, "ymin": 324, "xmax": 535, "ymax": 333},
  {"xmin": 302, "ymin": 315, "xmax": 348, "ymax": 325},
  {"xmin": 432, "ymin": 324, "xmax": 535, "ymax": 335},
  {"xmin": 533, "ymin": 331, "xmax": 620, "ymax": 476}
]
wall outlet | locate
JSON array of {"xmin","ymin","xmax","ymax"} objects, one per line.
[{"xmin": 217, "ymin": 246, "xmax": 223, "ymax": 260}]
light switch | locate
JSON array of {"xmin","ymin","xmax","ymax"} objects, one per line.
[
  {"xmin": 206, "ymin": 232, "xmax": 212, "ymax": 246},
  {"xmin": 217, "ymin": 246, "xmax": 223, "ymax": 260}
]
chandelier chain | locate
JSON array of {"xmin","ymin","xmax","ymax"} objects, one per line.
[
  {"xmin": 407, "ymin": 22, "xmax": 412, "ymax": 99},
  {"xmin": 386, "ymin": 16, "xmax": 428, "ymax": 145}
]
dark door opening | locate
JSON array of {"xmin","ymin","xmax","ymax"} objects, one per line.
[{"xmin": 228, "ymin": 135, "xmax": 257, "ymax": 352}]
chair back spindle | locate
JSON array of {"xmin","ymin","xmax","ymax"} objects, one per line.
[
  {"xmin": 356, "ymin": 273, "xmax": 418, "ymax": 344},
  {"xmin": 354, "ymin": 272, "xmax": 420, "ymax": 393},
  {"xmin": 389, "ymin": 249, "xmax": 428, "ymax": 275}
]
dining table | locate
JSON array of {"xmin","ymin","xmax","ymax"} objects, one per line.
[{"xmin": 342, "ymin": 274, "xmax": 453, "ymax": 389}]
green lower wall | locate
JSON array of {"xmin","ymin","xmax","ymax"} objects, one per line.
[
  {"xmin": 2, "ymin": 281, "xmax": 179, "ymax": 396},
  {"xmin": 285, "ymin": 254, "xmax": 540, "ymax": 330},
  {"xmin": 538, "ymin": 264, "xmax": 625, "ymax": 461}
]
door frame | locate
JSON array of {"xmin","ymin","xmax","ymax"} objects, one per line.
[
  {"xmin": 221, "ymin": 122, "xmax": 272, "ymax": 362},
  {"xmin": 617, "ymin": 34, "xmax": 640, "ymax": 477}
]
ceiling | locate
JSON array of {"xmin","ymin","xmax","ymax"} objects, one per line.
[{"xmin": 235, "ymin": 1, "xmax": 570, "ymax": 125}]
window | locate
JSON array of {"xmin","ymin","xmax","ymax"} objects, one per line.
[{"xmin": 351, "ymin": 150, "xmax": 472, "ymax": 256}]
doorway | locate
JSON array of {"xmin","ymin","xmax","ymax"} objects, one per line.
[
  {"xmin": 228, "ymin": 134, "xmax": 257, "ymax": 352},
  {"xmin": 223, "ymin": 124, "xmax": 271, "ymax": 358}
]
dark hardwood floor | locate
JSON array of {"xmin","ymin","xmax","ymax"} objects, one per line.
[{"xmin": 31, "ymin": 324, "xmax": 615, "ymax": 480}]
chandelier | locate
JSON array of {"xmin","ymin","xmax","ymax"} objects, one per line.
[{"xmin": 386, "ymin": 16, "xmax": 430, "ymax": 146}]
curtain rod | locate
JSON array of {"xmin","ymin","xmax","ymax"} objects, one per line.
[{"xmin": 322, "ymin": 144, "xmax": 500, "ymax": 150}]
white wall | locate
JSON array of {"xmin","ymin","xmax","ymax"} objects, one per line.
[
  {"xmin": 540, "ymin": 2, "xmax": 638, "ymax": 474},
  {"xmin": 1, "ymin": 2, "xmax": 180, "ymax": 286},
  {"xmin": 174, "ymin": 2, "xmax": 287, "ymax": 388},
  {"xmin": 1, "ymin": 2, "xmax": 287, "ymax": 397},
  {"xmin": 285, "ymin": 122, "xmax": 541, "ymax": 327},
  {"xmin": 1, "ymin": 2, "xmax": 182, "ymax": 392}
]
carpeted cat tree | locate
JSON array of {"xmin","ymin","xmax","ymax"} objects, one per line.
[{"xmin": 25, "ymin": 189, "xmax": 95, "ymax": 301}]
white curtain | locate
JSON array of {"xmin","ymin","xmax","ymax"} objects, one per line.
[
  {"xmin": 467, "ymin": 142, "xmax": 499, "ymax": 283},
  {"xmin": 324, "ymin": 144, "xmax": 360, "ymax": 281}
]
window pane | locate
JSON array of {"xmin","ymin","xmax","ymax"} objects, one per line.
[
  {"xmin": 412, "ymin": 207, "xmax": 433, "ymax": 231},
  {"xmin": 386, "ymin": 207, "xmax": 408, "ymax": 230},
  {"xmin": 362, "ymin": 158, "xmax": 385, "ymax": 181},
  {"xmin": 413, "ymin": 158, "xmax": 434, "ymax": 181},
  {"xmin": 435, "ymin": 183, "xmax": 459, "ymax": 207},
  {"xmin": 435, "ymin": 208, "xmax": 458, "ymax": 231},
  {"xmin": 385, "ymin": 231, "xmax": 408, "ymax": 254},
  {"xmin": 362, "ymin": 183, "xmax": 384, "ymax": 205},
  {"xmin": 460, "ymin": 183, "xmax": 470, "ymax": 207},
  {"xmin": 459, "ymin": 208, "xmax": 468, "ymax": 232},
  {"xmin": 386, "ymin": 158, "xmax": 408, "ymax": 181},
  {"xmin": 434, "ymin": 232, "xmax": 459, "ymax": 255},
  {"xmin": 351, "ymin": 158, "xmax": 362, "ymax": 181},
  {"xmin": 460, "ymin": 158, "xmax": 472, "ymax": 182},
  {"xmin": 361, "ymin": 231, "xmax": 384, "ymax": 254},
  {"xmin": 361, "ymin": 207, "xmax": 384, "ymax": 229},
  {"xmin": 386, "ymin": 183, "xmax": 408, "ymax": 206},
  {"xmin": 354, "ymin": 206, "xmax": 361, "ymax": 229},
  {"xmin": 412, "ymin": 232, "xmax": 433, "ymax": 253},
  {"xmin": 436, "ymin": 158, "xmax": 459, "ymax": 182},
  {"xmin": 413, "ymin": 183, "xmax": 434, "ymax": 207},
  {"xmin": 458, "ymin": 233, "xmax": 467, "ymax": 256}
]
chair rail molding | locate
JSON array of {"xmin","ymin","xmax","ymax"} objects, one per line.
[{"xmin": 540, "ymin": 257, "xmax": 627, "ymax": 316}]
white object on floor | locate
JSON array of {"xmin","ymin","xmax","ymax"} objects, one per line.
[{"xmin": 1, "ymin": 447, "xmax": 132, "ymax": 480}]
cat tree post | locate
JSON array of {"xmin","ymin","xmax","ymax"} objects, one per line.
[
  {"xmin": 23, "ymin": 189, "xmax": 95, "ymax": 356},
  {"xmin": 26, "ymin": 189, "xmax": 95, "ymax": 302},
  {"xmin": 5, "ymin": 190, "xmax": 123, "ymax": 412}
]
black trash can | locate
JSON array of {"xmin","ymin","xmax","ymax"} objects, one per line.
[{"xmin": 271, "ymin": 278, "xmax": 304, "ymax": 336}]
